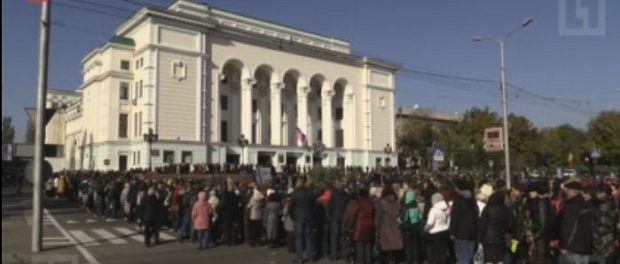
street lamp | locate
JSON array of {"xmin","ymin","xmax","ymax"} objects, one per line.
[
  {"xmin": 238, "ymin": 134, "xmax": 249, "ymax": 165},
  {"xmin": 313, "ymin": 141, "xmax": 326, "ymax": 167},
  {"xmin": 143, "ymin": 128, "xmax": 158, "ymax": 171},
  {"xmin": 474, "ymin": 17, "xmax": 533, "ymax": 189}
]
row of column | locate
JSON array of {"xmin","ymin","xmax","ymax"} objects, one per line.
[{"xmin": 238, "ymin": 77, "xmax": 339, "ymax": 148}]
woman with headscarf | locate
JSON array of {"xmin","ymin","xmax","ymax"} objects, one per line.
[
  {"xmin": 192, "ymin": 191, "xmax": 213, "ymax": 250},
  {"xmin": 264, "ymin": 189, "xmax": 282, "ymax": 248},
  {"xmin": 375, "ymin": 186, "xmax": 403, "ymax": 264},
  {"xmin": 399, "ymin": 184, "xmax": 423, "ymax": 264},
  {"xmin": 425, "ymin": 192, "xmax": 451, "ymax": 264}
]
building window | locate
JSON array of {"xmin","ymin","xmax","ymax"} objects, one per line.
[
  {"xmin": 120, "ymin": 60, "xmax": 130, "ymax": 70},
  {"xmin": 140, "ymin": 57, "xmax": 144, "ymax": 68},
  {"xmin": 335, "ymin": 129, "xmax": 344, "ymax": 148},
  {"xmin": 138, "ymin": 112, "xmax": 142, "ymax": 135},
  {"xmin": 137, "ymin": 151, "xmax": 141, "ymax": 165},
  {"xmin": 376, "ymin": 157, "xmax": 382, "ymax": 167},
  {"xmin": 252, "ymin": 99, "xmax": 257, "ymax": 113},
  {"xmin": 335, "ymin": 107, "xmax": 343, "ymax": 121},
  {"xmin": 379, "ymin": 96, "xmax": 387, "ymax": 109},
  {"xmin": 172, "ymin": 61, "xmax": 187, "ymax": 80},
  {"xmin": 120, "ymin": 82, "xmax": 129, "ymax": 100},
  {"xmin": 118, "ymin": 114, "xmax": 128, "ymax": 139},
  {"xmin": 134, "ymin": 113, "xmax": 138, "ymax": 137},
  {"xmin": 139, "ymin": 80, "xmax": 143, "ymax": 98},
  {"xmin": 317, "ymin": 129, "xmax": 322, "ymax": 142},
  {"xmin": 163, "ymin": 150, "xmax": 174, "ymax": 164},
  {"xmin": 182, "ymin": 151, "xmax": 193, "ymax": 164},
  {"xmin": 220, "ymin": 95, "xmax": 228, "ymax": 110},
  {"xmin": 221, "ymin": 121, "xmax": 228, "ymax": 143},
  {"xmin": 134, "ymin": 83, "xmax": 139, "ymax": 100}
]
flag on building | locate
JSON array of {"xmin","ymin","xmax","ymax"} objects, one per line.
[{"xmin": 295, "ymin": 127, "xmax": 307, "ymax": 146}]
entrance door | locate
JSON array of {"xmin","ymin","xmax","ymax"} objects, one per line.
[{"xmin": 119, "ymin": 155, "xmax": 128, "ymax": 171}]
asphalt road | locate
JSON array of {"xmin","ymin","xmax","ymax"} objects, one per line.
[{"xmin": 2, "ymin": 187, "xmax": 340, "ymax": 264}]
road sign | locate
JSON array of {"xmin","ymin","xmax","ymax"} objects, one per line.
[
  {"xmin": 591, "ymin": 148, "xmax": 601, "ymax": 159},
  {"xmin": 483, "ymin": 127, "xmax": 504, "ymax": 152},
  {"xmin": 433, "ymin": 149, "xmax": 444, "ymax": 162}
]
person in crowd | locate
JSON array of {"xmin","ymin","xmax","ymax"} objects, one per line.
[
  {"xmin": 282, "ymin": 189, "xmax": 296, "ymax": 253},
  {"xmin": 220, "ymin": 181, "xmax": 240, "ymax": 247},
  {"xmin": 399, "ymin": 182, "xmax": 422, "ymax": 264},
  {"xmin": 559, "ymin": 181, "xmax": 594, "ymax": 263},
  {"xmin": 478, "ymin": 190, "xmax": 512, "ymax": 264},
  {"xmin": 425, "ymin": 192, "xmax": 451, "ymax": 264},
  {"xmin": 291, "ymin": 177, "xmax": 317, "ymax": 264},
  {"xmin": 143, "ymin": 187, "xmax": 164, "ymax": 247},
  {"xmin": 505, "ymin": 183, "xmax": 526, "ymax": 264},
  {"xmin": 524, "ymin": 181, "xmax": 551, "ymax": 264},
  {"xmin": 450, "ymin": 178, "xmax": 479, "ymax": 264},
  {"xmin": 120, "ymin": 183, "xmax": 131, "ymax": 221},
  {"xmin": 264, "ymin": 189, "xmax": 282, "ymax": 248},
  {"xmin": 247, "ymin": 186, "xmax": 265, "ymax": 247},
  {"xmin": 208, "ymin": 189, "xmax": 220, "ymax": 245},
  {"xmin": 344, "ymin": 188, "xmax": 375, "ymax": 264},
  {"xmin": 326, "ymin": 180, "xmax": 349, "ymax": 261},
  {"xmin": 593, "ymin": 185, "xmax": 617, "ymax": 264},
  {"xmin": 375, "ymin": 186, "xmax": 403, "ymax": 264},
  {"xmin": 191, "ymin": 191, "xmax": 213, "ymax": 250}
]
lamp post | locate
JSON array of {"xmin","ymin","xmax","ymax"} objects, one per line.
[
  {"xmin": 143, "ymin": 128, "xmax": 158, "ymax": 171},
  {"xmin": 313, "ymin": 141, "xmax": 325, "ymax": 167},
  {"xmin": 474, "ymin": 17, "xmax": 533, "ymax": 189},
  {"xmin": 238, "ymin": 134, "xmax": 249, "ymax": 165}
]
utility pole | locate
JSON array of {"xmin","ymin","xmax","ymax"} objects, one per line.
[{"xmin": 32, "ymin": 0, "xmax": 51, "ymax": 253}]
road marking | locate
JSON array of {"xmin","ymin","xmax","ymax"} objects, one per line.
[
  {"xmin": 44, "ymin": 209, "xmax": 99, "ymax": 264},
  {"xmin": 45, "ymin": 241, "xmax": 75, "ymax": 246},
  {"xmin": 114, "ymin": 227, "xmax": 144, "ymax": 242},
  {"xmin": 104, "ymin": 218, "xmax": 117, "ymax": 223},
  {"xmin": 44, "ymin": 236, "xmax": 71, "ymax": 240},
  {"xmin": 159, "ymin": 231, "xmax": 176, "ymax": 241},
  {"xmin": 86, "ymin": 219, "xmax": 97, "ymax": 223},
  {"xmin": 92, "ymin": 229, "xmax": 127, "ymax": 245},
  {"xmin": 69, "ymin": 230, "xmax": 100, "ymax": 246},
  {"xmin": 66, "ymin": 220, "xmax": 77, "ymax": 224}
]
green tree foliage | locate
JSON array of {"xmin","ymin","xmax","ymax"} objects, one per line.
[
  {"xmin": 588, "ymin": 111, "xmax": 620, "ymax": 166},
  {"xmin": 2, "ymin": 117, "xmax": 15, "ymax": 144}
]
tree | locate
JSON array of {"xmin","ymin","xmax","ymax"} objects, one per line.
[
  {"xmin": 2, "ymin": 117, "xmax": 15, "ymax": 144},
  {"xmin": 587, "ymin": 111, "xmax": 620, "ymax": 166},
  {"xmin": 507, "ymin": 113, "xmax": 537, "ymax": 171}
]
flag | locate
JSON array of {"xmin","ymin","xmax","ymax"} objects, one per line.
[{"xmin": 295, "ymin": 127, "xmax": 307, "ymax": 146}]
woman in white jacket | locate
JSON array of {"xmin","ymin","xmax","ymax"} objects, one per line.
[{"xmin": 425, "ymin": 193, "xmax": 451, "ymax": 264}]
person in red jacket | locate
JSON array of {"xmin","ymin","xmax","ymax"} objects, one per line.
[
  {"xmin": 345, "ymin": 188, "xmax": 375, "ymax": 264},
  {"xmin": 192, "ymin": 191, "xmax": 213, "ymax": 250}
]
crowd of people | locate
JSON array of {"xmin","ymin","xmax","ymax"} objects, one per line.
[{"xmin": 44, "ymin": 167, "xmax": 619, "ymax": 264}]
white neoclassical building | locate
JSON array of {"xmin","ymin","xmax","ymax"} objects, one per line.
[{"xmin": 55, "ymin": 0, "xmax": 399, "ymax": 171}]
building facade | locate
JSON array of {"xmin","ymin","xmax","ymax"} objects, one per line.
[{"xmin": 55, "ymin": 0, "xmax": 399, "ymax": 171}]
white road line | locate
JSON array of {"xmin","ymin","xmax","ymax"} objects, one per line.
[
  {"xmin": 114, "ymin": 227, "xmax": 144, "ymax": 242},
  {"xmin": 158, "ymin": 231, "xmax": 176, "ymax": 241},
  {"xmin": 66, "ymin": 220, "xmax": 77, "ymax": 224},
  {"xmin": 86, "ymin": 219, "xmax": 97, "ymax": 223},
  {"xmin": 43, "ymin": 236, "xmax": 71, "ymax": 240},
  {"xmin": 69, "ymin": 230, "xmax": 100, "ymax": 246},
  {"xmin": 43, "ymin": 209, "xmax": 99, "ymax": 264},
  {"xmin": 45, "ymin": 241, "xmax": 76, "ymax": 246},
  {"xmin": 92, "ymin": 229, "xmax": 127, "ymax": 245}
]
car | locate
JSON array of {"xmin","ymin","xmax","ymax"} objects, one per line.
[{"xmin": 562, "ymin": 169, "xmax": 577, "ymax": 177}]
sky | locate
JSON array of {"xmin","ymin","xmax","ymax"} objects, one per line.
[{"xmin": 2, "ymin": 0, "xmax": 619, "ymax": 142}]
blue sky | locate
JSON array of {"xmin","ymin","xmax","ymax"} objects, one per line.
[{"xmin": 2, "ymin": 0, "xmax": 619, "ymax": 142}]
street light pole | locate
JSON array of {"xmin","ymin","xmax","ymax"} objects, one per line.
[
  {"xmin": 474, "ymin": 17, "xmax": 533, "ymax": 189},
  {"xmin": 32, "ymin": 0, "xmax": 51, "ymax": 253}
]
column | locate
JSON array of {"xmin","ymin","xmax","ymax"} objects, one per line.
[
  {"xmin": 270, "ymin": 82, "xmax": 283, "ymax": 146},
  {"xmin": 240, "ymin": 78, "xmax": 255, "ymax": 149},
  {"xmin": 321, "ymin": 86, "xmax": 334, "ymax": 148},
  {"xmin": 296, "ymin": 86, "xmax": 310, "ymax": 146}
]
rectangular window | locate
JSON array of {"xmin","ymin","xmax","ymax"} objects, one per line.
[
  {"xmin": 139, "ymin": 80, "xmax": 143, "ymax": 98},
  {"xmin": 182, "ymin": 151, "xmax": 193, "ymax": 164},
  {"xmin": 336, "ymin": 129, "xmax": 344, "ymax": 148},
  {"xmin": 163, "ymin": 150, "xmax": 174, "ymax": 164},
  {"xmin": 220, "ymin": 95, "xmax": 228, "ymax": 110},
  {"xmin": 119, "ymin": 82, "xmax": 129, "ymax": 100},
  {"xmin": 317, "ymin": 129, "xmax": 322, "ymax": 142},
  {"xmin": 140, "ymin": 57, "xmax": 144, "ymax": 68},
  {"xmin": 134, "ymin": 113, "xmax": 138, "ymax": 137},
  {"xmin": 118, "ymin": 114, "xmax": 128, "ymax": 139},
  {"xmin": 138, "ymin": 112, "xmax": 142, "ymax": 135},
  {"xmin": 137, "ymin": 151, "xmax": 141, "ymax": 165},
  {"xmin": 335, "ymin": 107, "xmax": 343, "ymax": 121},
  {"xmin": 252, "ymin": 99, "xmax": 258, "ymax": 113},
  {"xmin": 318, "ymin": 107, "xmax": 322, "ymax": 120},
  {"xmin": 221, "ymin": 121, "xmax": 228, "ymax": 143},
  {"xmin": 135, "ymin": 59, "xmax": 139, "ymax": 70},
  {"xmin": 120, "ymin": 60, "xmax": 130, "ymax": 70},
  {"xmin": 133, "ymin": 151, "xmax": 136, "ymax": 165}
]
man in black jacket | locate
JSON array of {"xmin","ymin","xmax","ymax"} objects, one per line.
[
  {"xmin": 220, "ymin": 183, "xmax": 240, "ymax": 246},
  {"xmin": 559, "ymin": 181, "xmax": 594, "ymax": 263},
  {"xmin": 143, "ymin": 187, "xmax": 164, "ymax": 247},
  {"xmin": 525, "ymin": 181, "xmax": 551, "ymax": 264},
  {"xmin": 291, "ymin": 177, "xmax": 317, "ymax": 264},
  {"xmin": 450, "ymin": 179, "xmax": 478, "ymax": 264},
  {"xmin": 326, "ymin": 180, "xmax": 349, "ymax": 260}
]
